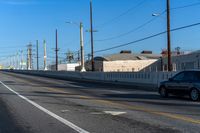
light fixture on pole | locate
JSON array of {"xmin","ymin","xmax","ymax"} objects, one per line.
[
  {"xmin": 66, "ymin": 21, "xmax": 86, "ymax": 72},
  {"xmin": 152, "ymin": 0, "xmax": 172, "ymax": 71}
]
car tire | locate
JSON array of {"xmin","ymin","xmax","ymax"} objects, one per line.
[
  {"xmin": 159, "ymin": 86, "xmax": 168, "ymax": 98},
  {"xmin": 190, "ymin": 88, "xmax": 199, "ymax": 101}
]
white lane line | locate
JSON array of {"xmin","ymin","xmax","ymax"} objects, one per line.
[
  {"xmin": 0, "ymin": 81, "xmax": 89, "ymax": 133},
  {"xmin": 61, "ymin": 110, "xmax": 70, "ymax": 113},
  {"xmin": 107, "ymin": 90, "xmax": 131, "ymax": 94},
  {"xmin": 90, "ymin": 112, "xmax": 104, "ymax": 115},
  {"xmin": 104, "ymin": 111, "xmax": 126, "ymax": 116}
]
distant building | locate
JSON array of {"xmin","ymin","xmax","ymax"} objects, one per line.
[
  {"xmin": 49, "ymin": 63, "xmax": 80, "ymax": 71},
  {"xmin": 85, "ymin": 51, "xmax": 161, "ymax": 72},
  {"xmin": 144, "ymin": 50, "xmax": 200, "ymax": 72},
  {"xmin": 0, "ymin": 65, "xmax": 3, "ymax": 69},
  {"xmin": 163, "ymin": 50, "xmax": 200, "ymax": 71}
]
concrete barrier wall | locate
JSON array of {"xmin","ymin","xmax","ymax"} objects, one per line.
[
  {"xmin": 5, "ymin": 70, "xmax": 177, "ymax": 90},
  {"xmin": 104, "ymin": 72, "xmax": 176, "ymax": 86}
]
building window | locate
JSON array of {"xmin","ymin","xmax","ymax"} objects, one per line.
[
  {"xmin": 148, "ymin": 74, "xmax": 150, "ymax": 79},
  {"xmin": 185, "ymin": 62, "xmax": 195, "ymax": 69},
  {"xmin": 173, "ymin": 63, "xmax": 177, "ymax": 71},
  {"xmin": 164, "ymin": 64, "xmax": 168, "ymax": 71},
  {"xmin": 181, "ymin": 63, "xmax": 185, "ymax": 70}
]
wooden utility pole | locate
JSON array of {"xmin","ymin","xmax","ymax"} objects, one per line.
[
  {"xmin": 36, "ymin": 40, "xmax": 39, "ymax": 70},
  {"xmin": 167, "ymin": 0, "xmax": 172, "ymax": 71},
  {"xmin": 90, "ymin": 0, "xmax": 95, "ymax": 71},
  {"xmin": 55, "ymin": 29, "xmax": 58, "ymax": 71}
]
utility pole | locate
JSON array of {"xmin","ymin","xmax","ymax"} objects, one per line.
[
  {"xmin": 167, "ymin": 0, "xmax": 172, "ymax": 71},
  {"xmin": 90, "ymin": 0, "xmax": 95, "ymax": 71},
  {"xmin": 27, "ymin": 43, "xmax": 32, "ymax": 70},
  {"xmin": 16, "ymin": 52, "xmax": 19, "ymax": 69},
  {"xmin": 65, "ymin": 21, "xmax": 86, "ymax": 72},
  {"xmin": 18, "ymin": 52, "xmax": 20, "ymax": 69},
  {"xmin": 36, "ymin": 40, "xmax": 39, "ymax": 70},
  {"xmin": 77, "ymin": 50, "xmax": 80, "ymax": 63},
  {"xmin": 80, "ymin": 22, "xmax": 86, "ymax": 72},
  {"xmin": 20, "ymin": 50, "xmax": 23, "ymax": 70},
  {"xmin": 44, "ymin": 40, "xmax": 48, "ymax": 70},
  {"xmin": 12, "ymin": 55, "xmax": 15, "ymax": 69},
  {"xmin": 14, "ymin": 54, "xmax": 17, "ymax": 69},
  {"xmin": 27, "ymin": 49, "xmax": 28, "ymax": 70},
  {"xmin": 66, "ymin": 50, "xmax": 74, "ymax": 63},
  {"xmin": 13, "ymin": 55, "xmax": 15, "ymax": 68},
  {"xmin": 55, "ymin": 29, "xmax": 58, "ymax": 71},
  {"xmin": 9, "ymin": 56, "xmax": 11, "ymax": 67}
]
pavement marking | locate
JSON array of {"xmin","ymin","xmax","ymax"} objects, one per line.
[
  {"xmin": 0, "ymin": 81, "xmax": 90, "ymax": 133},
  {"xmin": 3, "ymin": 73, "xmax": 200, "ymax": 125},
  {"xmin": 61, "ymin": 110, "xmax": 70, "ymax": 113},
  {"xmin": 101, "ymin": 100, "xmax": 200, "ymax": 124},
  {"xmin": 90, "ymin": 112, "xmax": 104, "ymax": 115},
  {"xmin": 44, "ymin": 87, "xmax": 71, "ymax": 94},
  {"xmin": 104, "ymin": 111, "xmax": 126, "ymax": 116},
  {"xmin": 106, "ymin": 90, "xmax": 130, "ymax": 94},
  {"xmin": 94, "ymin": 99, "xmax": 200, "ymax": 125}
]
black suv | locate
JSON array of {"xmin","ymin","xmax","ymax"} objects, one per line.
[{"xmin": 159, "ymin": 70, "xmax": 200, "ymax": 101}]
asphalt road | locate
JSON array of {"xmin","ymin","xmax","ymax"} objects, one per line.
[{"xmin": 0, "ymin": 71, "xmax": 200, "ymax": 133}]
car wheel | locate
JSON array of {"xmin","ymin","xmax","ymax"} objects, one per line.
[
  {"xmin": 159, "ymin": 86, "xmax": 168, "ymax": 98},
  {"xmin": 190, "ymin": 88, "xmax": 199, "ymax": 101}
]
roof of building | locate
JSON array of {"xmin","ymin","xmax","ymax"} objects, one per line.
[
  {"xmin": 94, "ymin": 53, "xmax": 161, "ymax": 61},
  {"xmin": 190, "ymin": 50, "xmax": 200, "ymax": 54}
]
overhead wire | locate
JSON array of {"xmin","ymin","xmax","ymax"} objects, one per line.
[
  {"xmin": 171, "ymin": 2, "xmax": 200, "ymax": 10},
  {"xmin": 96, "ymin": 0, "xmax": 147, "ymax": 29},
  {"xmin": 95, "ymin": 1, "xmax": 200, "ymax": 42},
  {"xmin": 94, "ymin": 22, "xmax": 200, "ymax": 53},
  {"xmin": 95, "ymin": 10, "xmax": 166, "ymax": 42}
]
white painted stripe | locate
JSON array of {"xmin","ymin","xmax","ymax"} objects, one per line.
[
  {"xmin": 108, "ymin": 90, "xmax": 130, "ymax": 94},
  {"xmin": 0, "ymin": 81, "xmax": 89, "ymax": 133},
  {"xmin": 104, "ymin": 111, "xmax": 126, "ymax": 116}
]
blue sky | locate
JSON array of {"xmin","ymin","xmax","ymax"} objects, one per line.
[{"xmin": 0, "ymin": 0, "xmax": 200, "ymax": 68}]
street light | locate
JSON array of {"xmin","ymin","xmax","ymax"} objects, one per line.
[
  {"xmin": 152, "ymin": 0, "xmax": 172, "ymax": 71},
  {"xmin": 152, "ymin": 13, "xmax": 165, "ymax": 19},
  {"xmin": 66, "ymin": 21, "xmax": 79, "ymax": 27},
  {"xmin": 66, "ymin": 21, "xmax": 86, "ymax": 72},
  {"xmin": 152, "ymin": 13, "xmax": 160, "ymax": 17}
]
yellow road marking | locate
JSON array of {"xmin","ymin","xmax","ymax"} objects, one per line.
[
  {"xmin": 93, "ymin": 99, "xmax": 200, "ymax": 124},
  {"xmin": 43, "ymin": 87, "xmax": 70, "ymax": 94},
  {"xmin": 153, "ymin": 112, "xmax": 200, "ymax": 124}
]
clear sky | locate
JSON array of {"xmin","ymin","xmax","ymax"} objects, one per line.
[{"xmin": 0, "ymin": 0, "xmax": 200, "ymax": 68}]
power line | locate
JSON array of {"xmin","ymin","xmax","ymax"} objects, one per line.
[
  {"xmin": 171, "ymin": 2, "xmax": 200, "ymax": 10},
  {"xmin": 170, "ymin": 21, "xmax": 200, "ymax": 32},
  {"xmin": 96, "ymin": 0, "xmax": 147, "ymax": 29},
  {"xmin": 0, "ymin": 46, "xmax": 26, "ymax": 49},
  {"xmin": 95, "ymin": 10, "xmax": 166, "ymax": 42},
  {"xmin": 94, "ymin": 21, "xmax": 200, "ymax": 53},
  {"xmin": 94, "ymin": 2, "xmax": 200, "ymax": 42}
]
